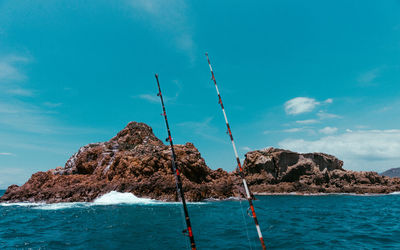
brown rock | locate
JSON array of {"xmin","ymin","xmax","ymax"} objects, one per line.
[
  {"xmin": 2, "ymin": 124, "xmax": 400, "ymax": 203},
  {"xmin": 0, "ymin": 122, "xmax": 234, "ymax": 203},
  {"xmin": 243, "ymin": 147, "xmax": 400, "ymax": 194}
]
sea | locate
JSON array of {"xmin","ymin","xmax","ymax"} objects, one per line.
[{"xmin": 1, "ymin": 190, "xmax": 400, "ymax": 249}]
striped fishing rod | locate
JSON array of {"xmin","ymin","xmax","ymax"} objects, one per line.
[
  {"xmin": 155, "ymin": 74, "xmax": 196, "ymax": 250},
  {"xmin": 205, "ymin": 53, "xmax": 267, "ymax": 250}
]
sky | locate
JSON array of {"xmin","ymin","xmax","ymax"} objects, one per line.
[{"xmin": 1, "ymin": 0, "xmax": 400, "ymax": 188}]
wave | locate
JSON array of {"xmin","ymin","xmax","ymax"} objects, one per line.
[
  {"xmin": 0, "ymin": 201, "xmax": 89, "ymax": 210},
  {"xmin": 0, "ymin": 202, "xmax": 45, "ymax": 207},
  {"xmin": 93, "ymin": 191, "xmax": 156, "ymax": 205},
  {"xmin": 0, "ymin": 191, "xmax": 206, "ymax": 210}
]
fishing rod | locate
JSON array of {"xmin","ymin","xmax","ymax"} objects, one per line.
[
  {"xmin": 205, "ymin": 53, "xmax": 267, "ymax": 250},
  {"xmin": 155, "ymin": 74, "xmax": 196, "ymax": 250}
]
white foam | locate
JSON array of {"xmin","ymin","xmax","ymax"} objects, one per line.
[
  {"xmin": 34, "ymin": 202, "xmax": 88, "ymax": 210},
  {"xmin": 93, "ymin": 191, "xmax": 206, "ymax": 205},
  {"xmin": 93, "ymin": 191, "xmax": 156, "ymax": 205},
  {"xmin": 0, "ymin": 201, "xmax": 88, "ymax": 210},
  {"xmin": 390, "ymin": 191, "xmax": 400, "ymax": 195},
  {"xmin": 0, "ymin": 191, "xmax": 207, "ymax": 209},
  {"xmin": 0, "ymin": 202, "xmax": 43, "ymax": 207}
]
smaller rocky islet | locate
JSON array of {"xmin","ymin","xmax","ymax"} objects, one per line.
[{"xmin": 1, "ymin": 122, "xmax": 399, "ymax": 203}]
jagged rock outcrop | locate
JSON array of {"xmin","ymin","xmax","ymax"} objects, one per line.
[
  {"xmin": 243, "ymin": 147, "xmax": 400, "ymax": 194},
  {"xmin": 2, "ymin": 123, "xmax": 400, "ymax": 203},
  {"xmin": 0, "ymin": 122, "xmax": 235, "ymax": 203}
]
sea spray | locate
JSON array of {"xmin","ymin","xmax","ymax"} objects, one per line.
[{"xmin": 93, "ymin": 191, "xmax": 155, "ymax": 205}]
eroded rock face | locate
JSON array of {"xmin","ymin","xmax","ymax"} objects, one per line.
[
  {"xmin": 2, "ymin": 126, "xmax": 400, "ymax": 204},
  {"xmin": 243, "ymin": 147, "xmax": 400, "ymax": 194},
  {"xmin": 0, "ymin": 122, "xmax": 235, "ymax": 203}
]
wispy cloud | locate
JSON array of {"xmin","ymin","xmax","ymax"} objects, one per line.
[
  {"xmin": 296, "ymin": 119, "xmax": 319, "ymax": 125},
  {"xmin": 136, "ymin": 94, "xmax": 159, "ymax": 103},
  {"xmin": 0, "ymin": 55, "xmax": 34, "ymax": 96},
  {"xmin": 0, "ymin": 55, "xmax": 29, "ymax": 81},
  {"xmin": 357, "ymin": 68, "xmax": 380, "ymax": 86},
  {"xmin": 279, "ymin": 129, "xmax": 400, "ymax": 172},
  {"xmin": 43, "ymin": 102, "xmax": 62, "ymax": 108},
  {"xmin": 0, "ymin": 54, "xmax": 99, "ymax": 135},
  {"xmin": 0, "ymin": 152, "xmax": 14, "ymax": 156},
  {"xmin": 0, "ymin": 101, "xmax": 56, "ymax": 133},
  {"xmin": 319, "ymin": 126, "xmax": 338, "ymax": 135},
  {"xmin": 177, "ymin": 117, "xmax": 226, "ymax": 143},
  {"xmin": 317, "ymin": 111, "xmax": 341, "ymax": 119},
  {"xmin": 135, "ymin": 92, "xmax": 179, "ymax": 104},
  {"xmin": 283, "ymin": 127, "xmax": 305, "ymax": 133},
  {"xmin": 135, "ymin": 79, "xmax": 181, "ymax": 104},
  {"xmin": 284, "ymin": 97, "xmax": 332, "ymax": 115},
  {"xmin": 284, "ymin": 97, "xmax": 319, "ymax": 115},
  {"xmin": 6, "ymin": 88, "xmax": 34, "ymax": 97}
]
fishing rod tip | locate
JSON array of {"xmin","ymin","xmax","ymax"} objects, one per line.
[{"xmin": 155, "ymin": 73, "xmax": 158, "ymax": 78}]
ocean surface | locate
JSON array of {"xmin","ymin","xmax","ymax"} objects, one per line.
[{"xmin": 1, "ymin": 190, "xmax": 400, "ymax": 249}]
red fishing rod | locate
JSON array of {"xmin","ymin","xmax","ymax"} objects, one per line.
[
  {"xmin": 155, "ymin": 74, "xmax": 196, "ymax": 250},
  {"xmin": 205, "ymin": 53, "xmax": 267, "ymax": 250}
]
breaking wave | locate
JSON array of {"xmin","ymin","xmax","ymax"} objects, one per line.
[
  {"xmin": 0, "ymin": 191, "xmax": 206, "ymax": 210},
  {"xmin": 93, "ymin": 191, "xmax": 156, "ymax": 205}
]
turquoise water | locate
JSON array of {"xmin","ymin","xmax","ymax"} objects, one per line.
[{"xmin": 1, "ymin": 189, "xmax": 400, "ymax": 249}]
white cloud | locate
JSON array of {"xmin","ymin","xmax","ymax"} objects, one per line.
[
  {"xmin": 0, "ymin": 61, "xmax": 22, "ymax": 81},
  {"xmin": 319, "ymin": 126, "xmax": 338, "ymax": 135},
  {"xmin": 296, "ymin": 119, "xmax": 319, "ymax": 125},
  {"xmin": 284, "ymin": 97, "xmax": 320, "ymax": 115},
  {"xmin": 283, "ymin": 128, "xmax": 304, "ymax": 133},
  {"xmin": 279, "ymin": 129, "xmax": 400, "ymax": 172},
  {"xmin": 7, "ymin": 88, "xmax": 34, "ymax": 97},
  {"xmin": 0, "ymin": 55, "xmax": 34, "ymax": 99},
  {"xmin": 0, "ymin": 152, "xmax": 14, "ymax": 156},
  {"xmin": 0, "ymin": 62, "xmax": 22, "ymax": 81},
  {"xmin": 284, "ymin": 97, "xmax": 335, "ymax": 117},
  {"xmin": 135, "ymin": 91, "xmax": 179, "ymax": 104},
  {"xmin": 241, "ymin": 146, "xmax": 251, "ymax": 151},
  {"xmin": 317, "ymin": 111, "xmax": 341, "ymax": 119},
  {"xmin": 136, "ymin": 80, "xmax": 181, "ymax": 104},
  {"xmin": 357, "ymin": 68, "xmax": 380, "ymax": 85},
  {"xmin": 136, "ymin": 94, "xmax": 159, "ymax": 103},
  {"xmin": 0, "ymin": 55, "xmax": 29, "ymax": 81}
]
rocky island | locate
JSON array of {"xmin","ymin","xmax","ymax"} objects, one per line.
[{"xmin": 1, "ymin": 122, "xmax": 400, "ymax": 203}]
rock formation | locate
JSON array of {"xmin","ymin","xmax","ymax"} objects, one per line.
[
  {"xmin": 243, "ymin": 148, "xmax": 400, "ymax": 194},
  {"xmin": 0, "ymin": 122, "xmax": 235, "ymax": 203},
  {"xmin": 1, "ymin": 122, "xmax": 400, "ymax": 203}
]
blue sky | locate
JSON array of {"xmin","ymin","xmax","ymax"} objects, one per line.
[{"xmin": 1, "ymin": 0, "xmax": 400, "ymax": 188}]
